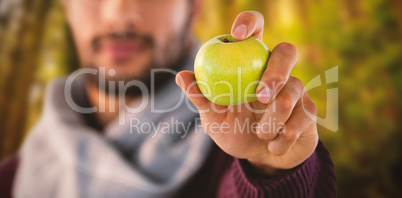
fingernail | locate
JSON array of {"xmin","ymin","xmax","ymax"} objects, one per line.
[
  {"xmin": 257, "ymin": 87, "xmax": 273, "ymax": 103},
  {"xmin": 233, "ymin": 24, "xmax": 247, "ymax": 39},
  {"xmin": 256, "ymin": 83, "xmax": 264, "ymax": 93}
]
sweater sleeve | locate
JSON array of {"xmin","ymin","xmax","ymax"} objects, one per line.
[{"xmin": 216, "ymin": 141, "xmax": 336, "ymax": 198}]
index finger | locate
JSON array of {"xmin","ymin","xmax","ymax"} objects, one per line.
[
  {"xmin": 231, "ymin": 11, "xmax": 264, "ymax": 40},
  {"xmin": 256, "ymin": 42, "xmax": 298, "ymax": 104}
]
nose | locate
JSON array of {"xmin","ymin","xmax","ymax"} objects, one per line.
[{"xmin": 102, "ymin": 0, "xmax": 142, "ymax": 32}]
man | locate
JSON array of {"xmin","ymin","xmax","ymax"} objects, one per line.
[{"xmin": 0, "ymin": 0, "xmax": 336, "ymax": 197}]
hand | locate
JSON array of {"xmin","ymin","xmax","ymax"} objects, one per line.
[{"xmin": 176, "ymin": 11, "xmax": 318, "ymax": 175}]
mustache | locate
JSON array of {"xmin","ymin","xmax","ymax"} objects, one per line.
[{"xmin": 91, "ymin": 31, "xmax": 154, "ymax": 52}]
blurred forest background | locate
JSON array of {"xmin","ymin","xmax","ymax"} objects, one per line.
[{"xmin": 1, "ymin": 0, "xmax": 402, "ymax": 197}]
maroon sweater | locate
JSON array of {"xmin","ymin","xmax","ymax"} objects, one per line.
[{"xmin": 0, "ymin": 140, "xmax": 335, "ymax": 198}]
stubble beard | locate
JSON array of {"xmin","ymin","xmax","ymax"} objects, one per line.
[{"xmin": 84, "ymin": 25, "xmax": 192, "ymax": 97}]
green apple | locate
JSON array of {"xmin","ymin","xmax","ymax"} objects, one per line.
[{"xmin": 194, "ymin": 34, "xmax": 270, "ymax": 106}]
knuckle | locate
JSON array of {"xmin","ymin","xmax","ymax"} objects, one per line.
[
  {"xmin": 277, "ymin": 42, "xmax": 298, "ymax": 57},
  {"xmin": 309, "ymin": 101, "xmax": 318, "ymax": 115},
  {"xmin": 303, "ymin": 96, "xmax": 317, "ymax": 116},
  {"xmin": 282, "ymin": 130, "xmax": 297, "ymax": 142},
  {"xmin": 307, "ymin": 118, "xmax": 317, "ymax": 130},
  {"xmin": 310, "ymin": 102, "xmax": 317, "ymax": 116},
  {"xmin": 268, "ymin": 72, "xmax": 288, "ymax": 86},
  {"xmin": 290, "ymin": 77, "xmax": 304, "ymax": 89},
  {"xmin": 297, "ymin": 118, "xmax": 311, "ymax": 132},
  {"xmin": 277, "ymin": 95, "xmax": 294, "ymax": 112}
]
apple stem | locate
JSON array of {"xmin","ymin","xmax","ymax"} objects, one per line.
[{"xmin": 223, "ymin": 37, "xmax": 229, "ymax": 43}]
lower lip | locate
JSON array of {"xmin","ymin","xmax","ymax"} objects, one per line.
[{"xmin": 101, "ymin": 41, "xmax": 145, "ymax": 60}]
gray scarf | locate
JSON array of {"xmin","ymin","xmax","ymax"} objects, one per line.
[{"xmin": 14, "ymin": 44, "xmax": 213, "ymax": 198}]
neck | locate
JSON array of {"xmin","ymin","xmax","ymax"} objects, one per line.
[{"xmin": 85, "ymin": 82, "xmax": 138, "ymax": 128}]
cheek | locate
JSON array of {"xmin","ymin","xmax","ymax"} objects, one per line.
[
  {"xmin": 68, "ymin": 1, "xmax": 101, "ymax": 61},
  {"xmin": 147, "ymin": 1, "xmax": 188, "ymax": 48},
  {"xmin": 167, "ymin": 2, "xmax": 188, "ymax": 32}
]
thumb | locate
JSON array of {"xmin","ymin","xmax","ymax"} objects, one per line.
[{"xmin": 231, "ymin": 11, "xmax": 264, "ymax": 40}]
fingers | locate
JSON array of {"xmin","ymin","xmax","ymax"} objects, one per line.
[
  {"xmin": 176, "ymin": 71, "xmax": 211, "ymax": 110},
  {"xmin": 267, "ymin": 92, "xmax": 318, "ymax": 156},
  {"xmin": 256, "ymin": 42, "xmax": 298, "ymax": 104},
  {"xmin": 256, "ymin": 77, "xmax": 305, "ymax": 140},
  {"xmin": 231, "ymin": 11, "xmax": 264, "ymax": 40}
]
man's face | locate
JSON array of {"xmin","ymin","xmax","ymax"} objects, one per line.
[{"xmin": 64, "ymin": 0, "xmax": 195, "ymax": 83}]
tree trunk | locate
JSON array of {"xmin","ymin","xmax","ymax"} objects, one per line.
[{"xmin": 0, "ymin": 0, "xmax": 52, "ymax": 159}]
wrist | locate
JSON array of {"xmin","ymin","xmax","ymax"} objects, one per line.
[{"xmin": 246, "ymin": 158, "xmax": 286, "ymax": 176}]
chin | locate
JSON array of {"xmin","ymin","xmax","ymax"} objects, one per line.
[{"xmin": 94, "ymin": 54, "xmax": 152, "ymax": 82}]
